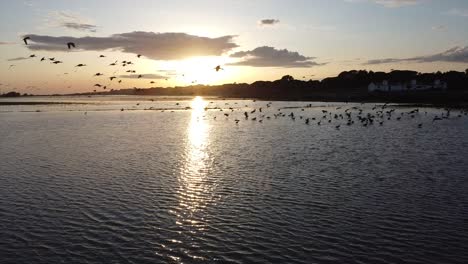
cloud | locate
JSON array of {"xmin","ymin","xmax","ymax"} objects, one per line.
[
  {"xmin": 446, "ymin": 8, "xmax": 468, "ymax": 17},
  {"xmin": 0, "ymin": 41, "xmax": 15, "ymax": 45},
  {"xmin": 366, "ymin": 58, "xmax": 406, "ymax": 64},
  {"xmin": 7, "ymin": 57, "xmax": 30, "ymax": 61},
  {"xmin": 22, "ymin": 31, "xmax": 239, "ymax": 60},
  {"xmin": 23, "ymin": 1, "xmax": 35, "ymax": 7},
  {"xmin": 46, "ymin": 11, "xmax": 97, "ymax": 32},
  {"xmin": 119, "ymin": 74, "xmax": 169, "ymax": 79},
  {"xmin": 431, "ymin": 25, "xmax": 447, "ymax": 31},
  {"xmin": 345, "ymin": 0, "xmax": 423, "ymax": 8},
  {"xmin": 61, "ymin": 22, "xmax": 97, "ymax": 32},
  {"xmin": 228, "ymin": 46, "xmax": 324, "ymax": 68},
  {"xmin": 259, "ymin": 19, "xmax": 280, "ymax": 26},
  {"xmin": 156, "ymin": 69, "xmax": 178, "ymax": 76},
  {"xmin": 366, "ymin": 46, "xmax": 468, "ymax": 64}
]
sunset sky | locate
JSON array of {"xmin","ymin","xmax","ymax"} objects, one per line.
[{"xmin": 1, "ymin": 0, "xmax": 468, "ymax": 94}]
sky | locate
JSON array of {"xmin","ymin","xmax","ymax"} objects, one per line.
[{"xmin": 1, "ymin": 0, "xmax": 468, "ymax": 94}]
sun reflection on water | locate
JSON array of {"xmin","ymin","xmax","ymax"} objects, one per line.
[{"xmin": 176, "ymin": 96, "xmax": 213, "ymax": 229}]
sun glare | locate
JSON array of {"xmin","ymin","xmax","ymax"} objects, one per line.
[{"xmin": 191, "ymin": 96, "xmax": 208, "ymax": 113}]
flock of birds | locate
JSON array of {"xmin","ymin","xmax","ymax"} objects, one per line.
[
  {"xmin": 115, "ymin": 99, "xmax": 468, "ymax": 130},
  {"xmin": 5, "ymin": 36, "xmax": 225, "ymax": 93},
  {"xmin": 214, "ymin": 103, "xmax": 468, "ymax": 130}
]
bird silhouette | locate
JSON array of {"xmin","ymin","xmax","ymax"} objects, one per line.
[
  {"xmin": 75, "ymin": 64, "xmax": 86, "ymax": 67},
  {"xmin": 99, "ymin": 55, "xmax": 106, "ymax": 58},
  {"xmin": 23, "ymin": 37, "xmax": 30, "ymax": 45},
  {"xmin": 52, "ymin": 61, "xmax": 63, "ymax": 64},
  {"xmin": 137, "ymin": 54, "xmax": 142, "ymax": 58},
  {"xmin": 67, "ymin": 42, "xmax": 76, "ymax": 49},
  {"xmin": 110, "ymin": 77, "xmax": 117, "ymax": 81},
  {"xmin": 40, "ymin": 57, "xmax": 45, "ymax": 61},
  {"xmin": 215, "ymin": 65, "xmax": 224, "ymax": 72},
  {"xmin": 94, "ymin": 73, "xmax": 104, "ymax": 76},
  {"xmin": 29, "ymin": 54, "xmax": 36, "ymax": 58}
]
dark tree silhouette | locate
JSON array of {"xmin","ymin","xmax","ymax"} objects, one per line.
[{"xmin": 280, "ymin": 75, "xmax": 294, "ymax": 82}]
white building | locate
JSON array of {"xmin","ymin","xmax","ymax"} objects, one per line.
[{"xmin": 368, "ymin": 80, "xmax": 447, "ymax": 93}]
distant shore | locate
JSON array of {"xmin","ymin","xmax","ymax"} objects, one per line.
[
  {"xmin": 2, "ymin": 91, "xmax": 468, "ymax": 108},
  {"xmin": 2, "ymin": 70, "xmax": 468, "ymax": 107}
]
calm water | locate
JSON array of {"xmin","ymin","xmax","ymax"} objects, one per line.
[{"xmin": 1, "ymin": 96, "xmax": 468, "ymax": 264}]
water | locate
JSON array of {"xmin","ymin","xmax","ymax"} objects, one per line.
[{"xmin": 1, "ymin": 96, "xmax": 468, "ymax": 264}]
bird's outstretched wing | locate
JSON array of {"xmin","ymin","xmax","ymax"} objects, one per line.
[{"xmin": 67, "ymin": 42, "xmax": 76, "ymax": 49}]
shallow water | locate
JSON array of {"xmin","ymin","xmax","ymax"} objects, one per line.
[{"xmin": 1, "ymin": 96, "xmax": 468, "ymax": 263}]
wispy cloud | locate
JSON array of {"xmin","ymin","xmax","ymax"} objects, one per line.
[
  {"xmin": 229, "ymin": 46, "xmax": 324, "ymax": 68},
  {"xmin": 23, "ymin": 1, "xmax": 35, "ymax": 7},
  {"xmin": 446, "ymin": 8, "xmax": 468, "ymax": 17},
  {"xmin": 259, "ymin": 19, "xmax": 280, "ymax": 26},
  {"xmin": 45, "ymin": 11, "xmax": 97, "ymax": 32},
  {"xmin": 366, "ymin": 46, "xmax": 468, "ymax": 64},
  {"xmin": 7, "ymin": 57, "xmax": 30, "ymax": 61},
  {"xmin": 61, "ymin": 22, "xmax": 97, "ymax": 32},
  {"xmin": 156, "ymin": 70, "xmax": 178, "ymax": 76},
  {"xmin": 22, "ymin": 31, "xmax": 239, "ymax": 60},
  {"xmin": 119, "ymin": 74, "xmax": 167, "ymax": 79},
  {"xmin": 431, "ymin": 25, "xmax": 447, "ymax": 31},
  {"xmin": 345, "ymin": 0, "xmax": 424, "ymax": 8}
]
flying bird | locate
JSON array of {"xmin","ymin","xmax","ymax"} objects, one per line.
[
  {"xmin": 29, "ymin": 54, "xmax": 36, "ymax": 58},
  {"xmin": 40, "ymin": 57, "xmax": 45, "ymax": 61},
  {"xmin": 94, "ymin": 84, "xmax": 102, "ymax": 87},
  {"xmin": 99, "ymin": 55, "xmax": 106, "ymax": 58},
  {"xmin": 215, "ymin": 65, "xmax": 224, "ymax": 72},
  {"xmin": 110, "ymin": 76, "xmax": 117, "ymax": 81},
  {"xmin": 137, "ymin": 54, "xmax": 142, "ymax": 58},
  {"xmin": 23, "ymin": 36, "xmax": 30, "ymax": 45},
  {"xmin": 67, "ymin": 42, "xmax": 76, "ymax": 49},
  {"xmin": 94, "ymin": 73, "xmax": 104, "ymax": 76},
  {"xmin": 75, "ymin": 64, "xmax": 86, "ymax": 67},
  {"xmin": 138, "ymin": 74, "xmax": 142, "ymax": 78},
  {"xmin": 49, "ymin": 58, "xmax": 55, "ymax": 61},
  {"xmin": 53, "ymin": 61, "xmax": 63, "ymax": 64}
]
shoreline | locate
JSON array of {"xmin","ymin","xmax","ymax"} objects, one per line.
[{"xmin": 1, "ymin": 95, "xmax": 468, "ymax": 108}]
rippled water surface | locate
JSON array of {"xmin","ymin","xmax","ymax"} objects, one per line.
[{"xmin": 1, "ymin": 96, "xmax": 468, "ymax": 264}]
